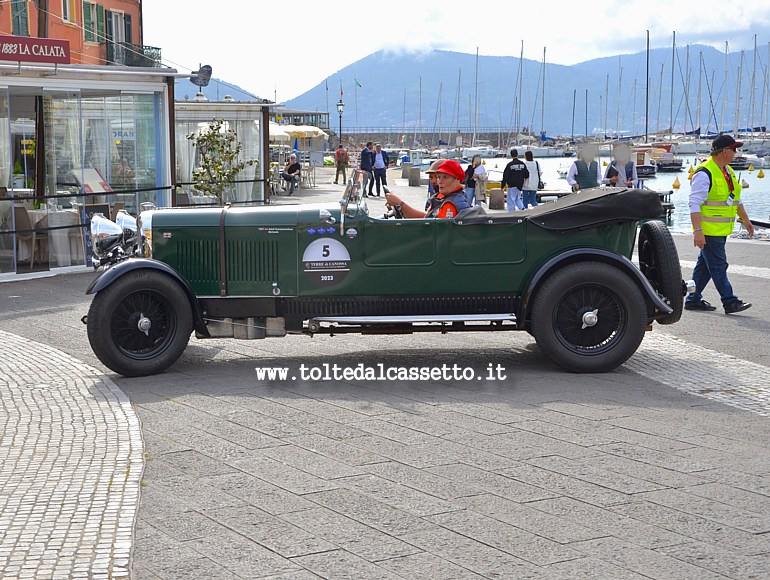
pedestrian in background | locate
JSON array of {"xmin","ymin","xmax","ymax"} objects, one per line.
[
  {"xmin": 360, "ymin": 141, "xmax": 374, "ymax": 197},
  {"xmin": 521, "ymin": 150, "xmax": 540, "ymax": 208},
  {"xmin": 334, "ymin": 143, "xmax": 349, "ymax": 185},
  {"xmin": 567, "ymin": 144, "xmax": 601, "ymax": 192},
  {"xmin": 372, "ymin": 143, "xmax": 390, "ymax": 197},
  {"xmin": 500, "ymin": 148, "xmax": 529, "ymax": 211},
  {"xmin": 685, "ymin": 134, "xmax": 754, "ymax": 314},
  {"xmin": 464, "ymin": 155, "xmax": 487, "ymax": 206},
  {"xmin": 604, "ymin": 142, "xmax": 638, "ymax": 188}
]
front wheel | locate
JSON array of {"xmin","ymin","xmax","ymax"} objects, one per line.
[
  {"xmin": 87, "ymin": 270, "xmax": 193, "ymax": 377},
  {"xmin": 530, "ymin": 262, "xmax": 647, "ymax": 373}
]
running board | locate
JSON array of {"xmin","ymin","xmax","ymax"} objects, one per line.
[
  {"xmin": 307, "ymin": 313, "xmax": 518, "ymax": 334},
  {"xmin": 311, "ymin": 313, "xmax": 517, "ymax": 325}
]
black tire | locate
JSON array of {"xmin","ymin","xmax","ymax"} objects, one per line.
[
  {"xmin": 638, "ymin": 220, "xmax": 683, "ymax": 325},
  {"xmin": 530, "ymin": 262, "xmax": 647, "ymax": 373},
  {"xmin": 87, "ymin": 270, "xmax": 192, "ymax": 377}
]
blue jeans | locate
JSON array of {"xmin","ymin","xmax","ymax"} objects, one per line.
[
  {"xmin": 687, "ymin": 235, "xmax": 738, "ymax": 306},
  {"xmin": 506, "ymin": 187, "xmax": 524, "ymax": 211},
  {"xmin": 522, "ymin": 190, "xmax": 538, "ymax": 208},
  {"xmin": 465, "ymin": 187, "xmax": 476, "ymax": 206}
]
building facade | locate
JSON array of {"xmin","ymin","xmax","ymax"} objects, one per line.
[{"xmin": 0, "ymin": 0, "xmax": 159, "ymax": 67}]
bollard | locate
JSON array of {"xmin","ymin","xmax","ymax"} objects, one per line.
[
  {"xmin": 489, "ymin": 186, "xmax": 505, "ymax": 210},
  {"xmin": 408, "ymin": 166, "xmax": 422, "ymax": 187},
  {"xmin": 401, "ymin": 162, "xmax": 412, "ymax": 179}
]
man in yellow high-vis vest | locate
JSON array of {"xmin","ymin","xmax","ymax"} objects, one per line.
[{"xmin": 685, "ymin": 134, "xmax": 755, "ymax": 314}]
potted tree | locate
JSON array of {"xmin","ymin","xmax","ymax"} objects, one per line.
[{"xmin": 187, "ymin": 119, "xmax": 254, "ymax": 205}]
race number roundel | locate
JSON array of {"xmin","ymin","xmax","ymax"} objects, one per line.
[{"xmin": 302, "ymin": 238, "xmax": 350, "ymax": 286}]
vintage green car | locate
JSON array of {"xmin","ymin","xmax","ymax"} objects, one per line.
[{"xmin": 84, "ymin": 182, "xmax": 686, "ymax": 377}]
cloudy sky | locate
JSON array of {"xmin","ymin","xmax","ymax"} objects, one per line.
[{"xmin": 143, "ymin": 0, "xmax": 770, "ymax": 102}]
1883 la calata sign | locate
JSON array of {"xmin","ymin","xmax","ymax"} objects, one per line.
[{"xmin": 0, "ymin": 36, "xmax": 70, "ymax": 64}]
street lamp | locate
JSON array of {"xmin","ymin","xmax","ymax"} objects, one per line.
[{"xmin": 336, "ymin": 99, "xmax": 345, "ymax": 148}]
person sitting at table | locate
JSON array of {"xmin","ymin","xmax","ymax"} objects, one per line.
[
  {"xmin": 281, "ymin": 154, "xmax": 301, "ymax": 195},
  {"xmin": 115, "ymin": 157, "xmax": 134, "ymax": 186}
]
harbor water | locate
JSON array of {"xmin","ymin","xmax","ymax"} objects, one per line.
[{"xmin": 480, "ymin": 155, "xmax": 770, "ymax": 233}]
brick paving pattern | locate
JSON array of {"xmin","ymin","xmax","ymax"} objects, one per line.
[{"xmin": 0, "ymin": 329, "xmax": 142, "ymax": 579}]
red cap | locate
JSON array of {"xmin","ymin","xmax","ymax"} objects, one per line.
[{"xmin": 435, "ymin": 159, "xmax": 466, "ymax": 182}]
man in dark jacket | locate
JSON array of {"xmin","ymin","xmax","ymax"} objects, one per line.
[
  {"xmin": 500, "ymin": 148, "xmax": 529, "ymax": 211},
  {"xmin": 360, "ymin": 141, "xmax": 374, "ymax": 197}
]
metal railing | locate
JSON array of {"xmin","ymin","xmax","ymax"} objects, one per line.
[{"xmin": 105, "ymin": 43, "xmax": 163, "ymax": 68}]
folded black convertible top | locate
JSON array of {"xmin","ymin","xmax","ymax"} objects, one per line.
[{"xmin": 456, "ymin": 187, "xmax": 664, "ymax": 231}]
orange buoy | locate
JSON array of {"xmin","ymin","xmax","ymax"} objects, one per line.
[
  {"xmin": 758, "ymin": 168, "xmax": 765, "ymax": 178},
  {"xmin": 749, "ymin": 164, "xmax": 755, "ymax": 172},
  {"xmin": 672, "ymin": 176, "xmax": 681, "ymax": 189}
]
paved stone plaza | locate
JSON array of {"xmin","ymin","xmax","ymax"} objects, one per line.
[{"xmin": 2, "ymin": 167, "xmax": 770, "ymax": 578}]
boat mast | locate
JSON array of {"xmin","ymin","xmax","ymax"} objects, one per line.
[
  {"xmin": 540, "ymin": 47, "xmax": 546, "ymax": 138},
  {"xmin": 516, "ymin": 40, "xmax": 523, "ymax": 145},
  {"xmin": 604, "ymin": 74, "xmax": 609, "ymax": 139},
  {"xmin": 645, "ymin": 30, "xmax": 650, "ymax": 143},
  {"xmin": 735, "ymin": 51, "xmax": 743, "ymax": 136},
  {"xmin": 684, "ymin": 45, "xmax": 692, "ymax": 135},
  {"xmin": 696, "ymin": 51, "xmax": 703, "ymax": 135},
  {"xmin": 432, "ymin": 81, "xmax": 443, "ymax": 148},
  {"xmin": 721, "ymin": 41, "xmax": 728, "ymax": 132},
  {"xmin": 669, "ymin": 31, "xmax": 675, "ymax": 140},
  {"xmin": 615, "ymin": 56, "xmax": 622, "ymax": 139},
  {"xmin": 750, "ymin": 34, "xmax": 757, "ymax": 136},
  {"xmin": 472, "ymin": 47, "xmax": 479, "ymax": 148},
  {"xmin": 571, "ymin": 89, "xmax": 576, "ymax": 141}
]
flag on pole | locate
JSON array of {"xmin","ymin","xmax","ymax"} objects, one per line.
[
  {"xmin": 339, "ymin": 80, "xmax": 343, "ymax": 97},
  {"xmin": 355, "ymin": 79, "xmax": 363, "ymax": 88}
]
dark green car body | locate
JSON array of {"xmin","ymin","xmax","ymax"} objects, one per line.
[{"xmin": 86, "ymin": 187, "xmax": 685, "ymax": 376}]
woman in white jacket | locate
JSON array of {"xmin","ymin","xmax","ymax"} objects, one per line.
[{"xmin": 522, "ymin": 150, "xmax": 541, "ymax": 208}]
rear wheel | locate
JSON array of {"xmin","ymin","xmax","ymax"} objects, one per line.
[
  {"xmin": 638, "ymin": 220, "xmax": 683, "ymax": 324},
  {"xmin": 531, "ymin": 262, "xmax": 647, "ymax": 372},
  {"xmin": 87, "ymin": 270, "xmax": 192, "ymax": 377}
]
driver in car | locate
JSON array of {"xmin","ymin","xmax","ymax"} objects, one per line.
[{"xmin": 384, "ymin": 159, "xmax": 471, "ymax": 219}]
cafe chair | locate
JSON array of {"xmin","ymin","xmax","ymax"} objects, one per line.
[
  {"xmin": 110, "ymin": 202, "xmax": 124, "ymax": 221},
  {"xmin": 14, "ymin": 206, "xmax": 48, "ymax": 269}
]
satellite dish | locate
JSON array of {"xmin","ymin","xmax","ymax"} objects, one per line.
[{"xmin": 190, "ymin": 65, "xmax": 213, "ymax": 87}]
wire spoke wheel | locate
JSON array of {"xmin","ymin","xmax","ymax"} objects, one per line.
[
  {"xmin": 88, "ymin": 270, "xmax": 192, "ymax": 376},
  {"xmin": 553, "ymin": 285, "xmax": 625, "ymax": 353},
  {"xmin": 531, "ymin": 262, "xmax": 647, "ymax": 372},
  {"xmin": 111, "ymin": 289, "xmax": 175, "ymax": 360}
]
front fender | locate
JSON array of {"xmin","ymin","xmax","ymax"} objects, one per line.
[
  {"xmin": 519, "ymin": 248, "xmax": 673, "ymax": 326},
  {"xmin": 86, "ymin": 258, "xmax": 210, "ymax": 337}
]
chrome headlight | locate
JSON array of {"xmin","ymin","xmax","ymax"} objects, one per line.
[
  {"xmin": 90, "ymin": 213, "xmax": 124, "ymax": 258},
  {"xmin": 138, "ymin": 210, "xmax": 154, "ymax": 257},
  {"xmin": 115, "ymin": 209, "xmax": 138, "ymax": 247}
]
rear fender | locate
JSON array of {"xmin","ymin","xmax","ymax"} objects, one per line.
[
  {"xmin": 520, "ymin": 248, "xmax": 672, "ymax": 326},
  {"xmin": 86, "ymin": 258, "xmax": 210, "ymax": 337}
]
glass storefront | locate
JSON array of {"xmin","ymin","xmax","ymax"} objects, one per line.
[
  {"xmin": 175, "ymin": 102, "xmax": 269, "ymax": 206},
  {"xmin": 0, "ymin": 67, "xmax": 171, "ymax": 275}
]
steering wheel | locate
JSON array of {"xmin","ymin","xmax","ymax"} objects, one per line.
[{"xmin": 383, "ymin": 204, "xmax": 404, "ymax": 219}]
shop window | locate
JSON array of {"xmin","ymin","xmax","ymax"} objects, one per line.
[{"xmin": 11, "ymin": 1, "xmax": 30, "ymax": 36}]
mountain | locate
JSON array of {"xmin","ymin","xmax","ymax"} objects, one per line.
[
  {"xmin": 285, "ymin": 46, "xmax": 767, "ymax": 138},
  {"xmin": 174, "ymin": 77, "xmax": 260, "ymax": 102}
]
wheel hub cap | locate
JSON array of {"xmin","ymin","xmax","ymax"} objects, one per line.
[
  {"xmin": 581, "ymin": 309, "xmax": 599, "ymax": 329},
  {"xmin": 137, "ymin": 314, "xmax": 152, "ymax": 336}
]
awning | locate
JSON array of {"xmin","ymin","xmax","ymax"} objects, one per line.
[{"xmin": 268, "ymin": 122, "xmax": 290, "ymax": 142}]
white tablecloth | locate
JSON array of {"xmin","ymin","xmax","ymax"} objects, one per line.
[{"xmin": 26, "ymin": 209, "xmax": 81, "ymax": 266}]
